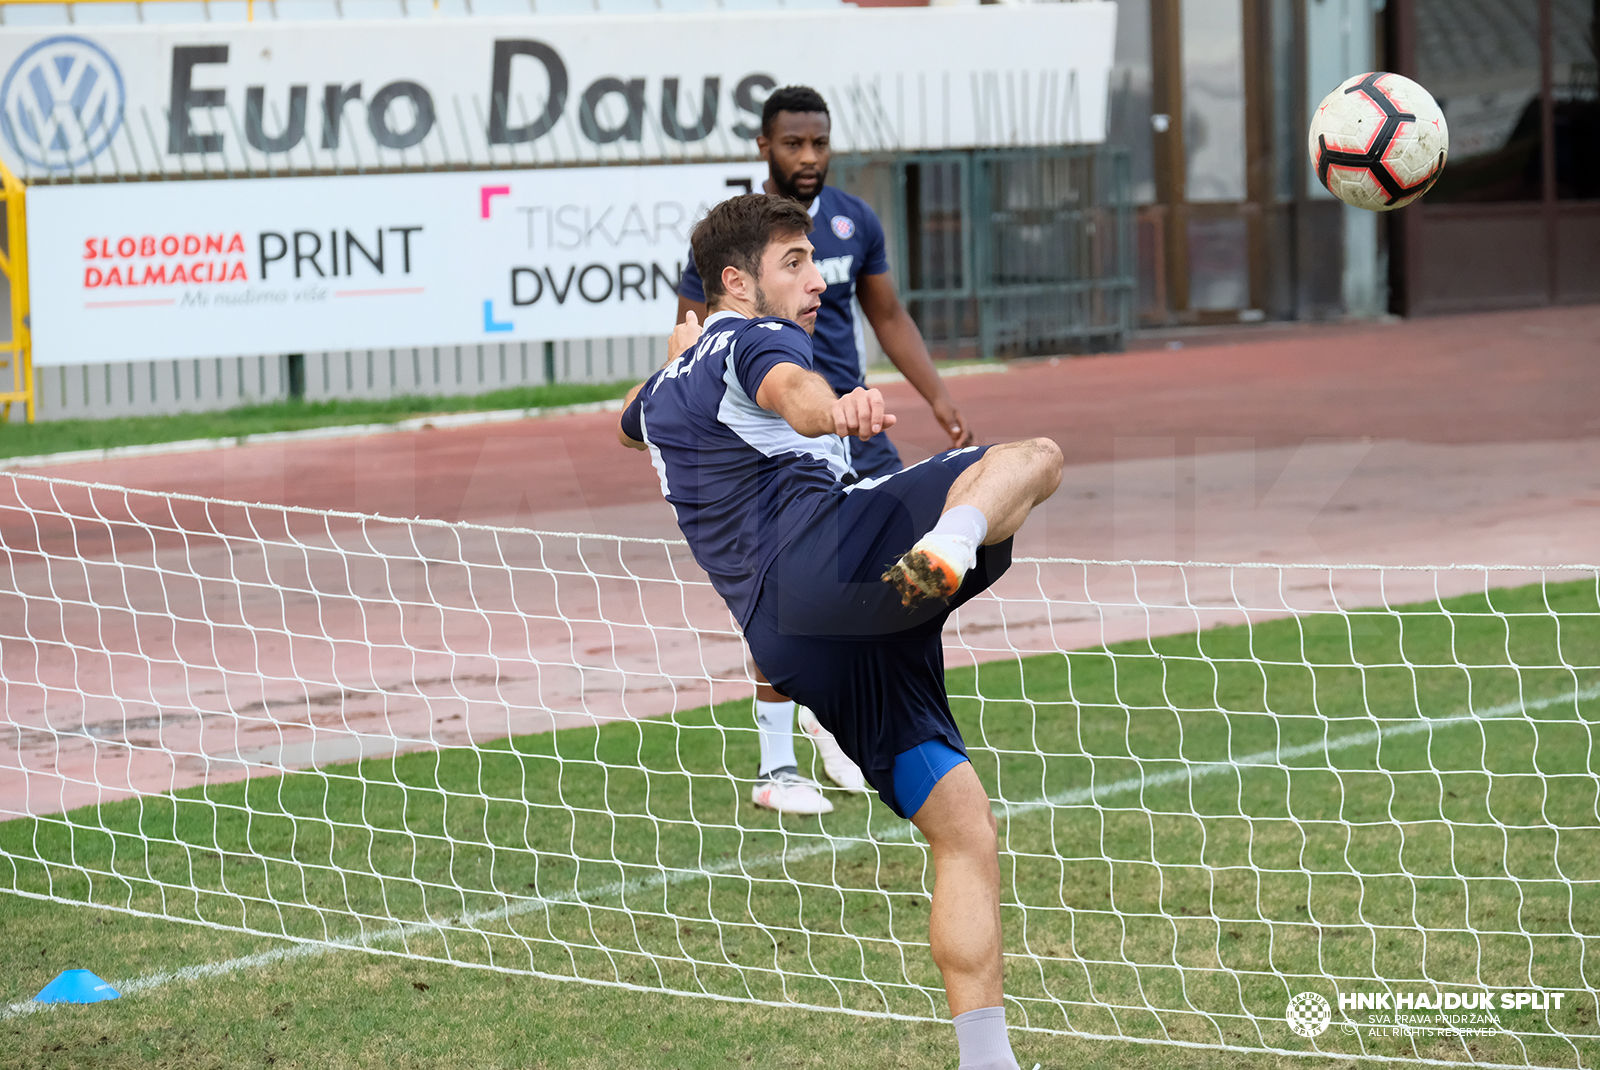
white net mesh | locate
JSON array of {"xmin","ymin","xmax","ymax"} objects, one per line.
[{"xmin": 2, "ymin": 470, "xmax": 1597, "ymax": 1066}]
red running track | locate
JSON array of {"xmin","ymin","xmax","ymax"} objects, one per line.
[{"xmin": 3, "ymin": 305, "xmax": 1598, "ymax": 815}]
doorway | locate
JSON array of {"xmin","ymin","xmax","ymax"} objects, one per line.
[
  {"xmin": 1145, "ymin": 0, "xmax": 1271, "ymax": 324},
  {"xmin": 1390, "ymin": 0, "xmax": 1600, "ymax": 312}
]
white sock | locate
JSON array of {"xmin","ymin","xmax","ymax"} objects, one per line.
[
  {"xmin": 953, "ymin": 1006, "xmax": 1019, "ymax": 1070},
  {"xmin": 755, "ymin": 699, "xmax": 797, "ymax": 776},
  {"xmin": 929, "ymin": 504, "xmax": 988, "ymax": 547}
]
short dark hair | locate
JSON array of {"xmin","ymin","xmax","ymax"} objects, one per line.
[
  {"xmin": 761, "ymin": 85, "xmax": 830, "ymax": 138},
  {"xmin": 690, "ymin": 194, "xmax": 814, "ymax": 304}
]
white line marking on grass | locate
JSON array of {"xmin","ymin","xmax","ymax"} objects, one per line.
[
  {"xmin": 4, "ymin": 684, "xmax": 1594, "ymax": 1022},
  {"xmin": 0, "ymin": 829, "xmax": 921, "ymax": 1022},
  {"xmin": 0, "ymin": 943, "xmax": 334, "ymax": 1020},
  {"xmin": 995, "ymin": 683, "xmax": 1600, "ymax": 819}
]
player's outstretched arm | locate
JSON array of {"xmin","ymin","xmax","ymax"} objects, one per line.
[
  {"xmin": 756, "ymin": 362, "xmax": 897, "ymax": 441},
  {"xmin": 857, "ymin": 272, "xmax": 974, "ymax": 448}
]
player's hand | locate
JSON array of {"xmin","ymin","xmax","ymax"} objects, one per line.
[
  {"xmin": 832, "ymin": 387, "xmax": 896, "ymax": 440},
  {"xmin": 667, "ymin": 311, "xmax": 702, "ymax": 363},
  {"xmin": 933, "ymin": 398, "xmax": 975, "ymax": 448}
]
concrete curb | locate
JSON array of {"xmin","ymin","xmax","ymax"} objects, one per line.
[
  {"xmin": 863, "ymin": 362, "xmax": 1009, "ymax": 386},
  {"xmin": 0, "ymin": 398, "xmax": 630, "ymax": 472}
]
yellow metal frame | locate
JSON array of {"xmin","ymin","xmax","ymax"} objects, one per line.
[
  {"xmin": 0, "ymin": 0, "xmax": 260, "ymax": 17},
  {"xmin": 0, "ymin": 160, "xmax": 31, "ymax": 424}
]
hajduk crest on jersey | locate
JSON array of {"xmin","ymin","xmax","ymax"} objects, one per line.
[{"xmin": 1308, "ymin": 71, "xmax": 1449, "ymax": 212}]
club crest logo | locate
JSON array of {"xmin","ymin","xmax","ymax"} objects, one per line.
[
  {"xmin": 1, "ymin": 36, "xmax": 126, "ymax": 170},
  {"xmin": 830, "ymin": 215, "xmax": 855, "ymax": 240},
  {"xmin": 1286, "ymin": 992, "xmax": 1333, "ymax": 1037}
]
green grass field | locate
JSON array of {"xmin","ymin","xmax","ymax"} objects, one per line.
[
  {"xmin": 4, "ymin": 580, "xmax": 1599, "ymax": 1069},
  {"xmin": 0, "ymin": 381, "xmax": 639, "ymax": 461}
]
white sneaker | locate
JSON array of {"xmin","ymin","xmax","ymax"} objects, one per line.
[
  {"xmin": 882, "ymin": 532, "xmax": 977, "ymax": 606},
  {"xmin": 798, "ymin": 706, "xmax": 868, "ymax": 793},
  {"xmin": 751, "ymin": 767, "xmax": 834, "ymax": 815}
]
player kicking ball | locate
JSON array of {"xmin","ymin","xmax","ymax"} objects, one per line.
[
  {"xmin": 620, "ymin": 193, "xmax": 1061, "ymax": 1070},
  {"xmin": 675, "ymin": 85, "xmax": 975, "ymax": 816}
]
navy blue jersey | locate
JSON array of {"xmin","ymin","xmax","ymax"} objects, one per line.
[
  {"xmin": 620, "ymin": 311, "xmax": 851, "ymax": 626},
  {"xmin": 678, "ymin": 186, "xmax": 889, "ymax": 395}
]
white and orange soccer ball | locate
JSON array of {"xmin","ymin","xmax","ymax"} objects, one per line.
[{"xmin": 1308, "ymin": 72, "xmax": 1449, "ymax": 212}]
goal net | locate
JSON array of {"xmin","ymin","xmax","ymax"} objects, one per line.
[{"xmin": 2, "ymin": 469, "xmax": 1596, "ymax": 1067}]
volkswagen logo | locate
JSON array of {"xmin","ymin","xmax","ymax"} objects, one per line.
[{"xmin": 1, "ymin": 36, "xmax": 125, "ymax": 170}]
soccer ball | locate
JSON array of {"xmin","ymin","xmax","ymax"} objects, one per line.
[{"xmin": 1308, "ymin": 72, "xmax": 1449, "ymax": 211}]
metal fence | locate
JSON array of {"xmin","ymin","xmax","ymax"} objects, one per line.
[
  {"xmin": 837, "ymin": 146, "xmax": 1133, "ymax": 361},
  {"xmin": 27, "ymin": 338, "xmax": 668, "ymax": 421}
]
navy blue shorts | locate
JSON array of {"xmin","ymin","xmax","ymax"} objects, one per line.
[
  {"xmin": 744, "ymin": 445, "xmax": 1012, "ymax": 817},
  {"xmin": 846, "ymin": 431, "xmax": 903, "ymax": 482}
]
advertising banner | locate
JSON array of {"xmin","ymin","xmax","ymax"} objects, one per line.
[
  {"xmin": 0, "ymin": 4, "xmax": 1116, "ymax": 179},
  {"xmin": 26, "ymin": 162, "xmax": 765, "ymax": 364}
]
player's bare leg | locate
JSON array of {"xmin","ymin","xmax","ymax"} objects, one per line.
[
  {"xmin": 910, "ymin": 762, "xmax": 1019, "ymax": 1070},
  {"xmin": 944, "ymin": 437, "xmax": 1064, "ymax": 545},
  {"xmin": 884, "ymin": 438, "xmax": 1063, "ymax": 605}
]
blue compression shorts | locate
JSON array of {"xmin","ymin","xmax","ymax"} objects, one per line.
[{"xmin": 891, "ymin": 738, "xmax": 970, "ymax": 819}]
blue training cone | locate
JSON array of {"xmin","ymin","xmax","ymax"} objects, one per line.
[{"xmin": 33, "ymin": 970, "xmax": 120, "ymax": 1004}]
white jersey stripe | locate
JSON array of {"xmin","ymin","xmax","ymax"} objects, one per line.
[{"xmin": 715, "ymin": 349, "xmax": 852, "ymax": 480}]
